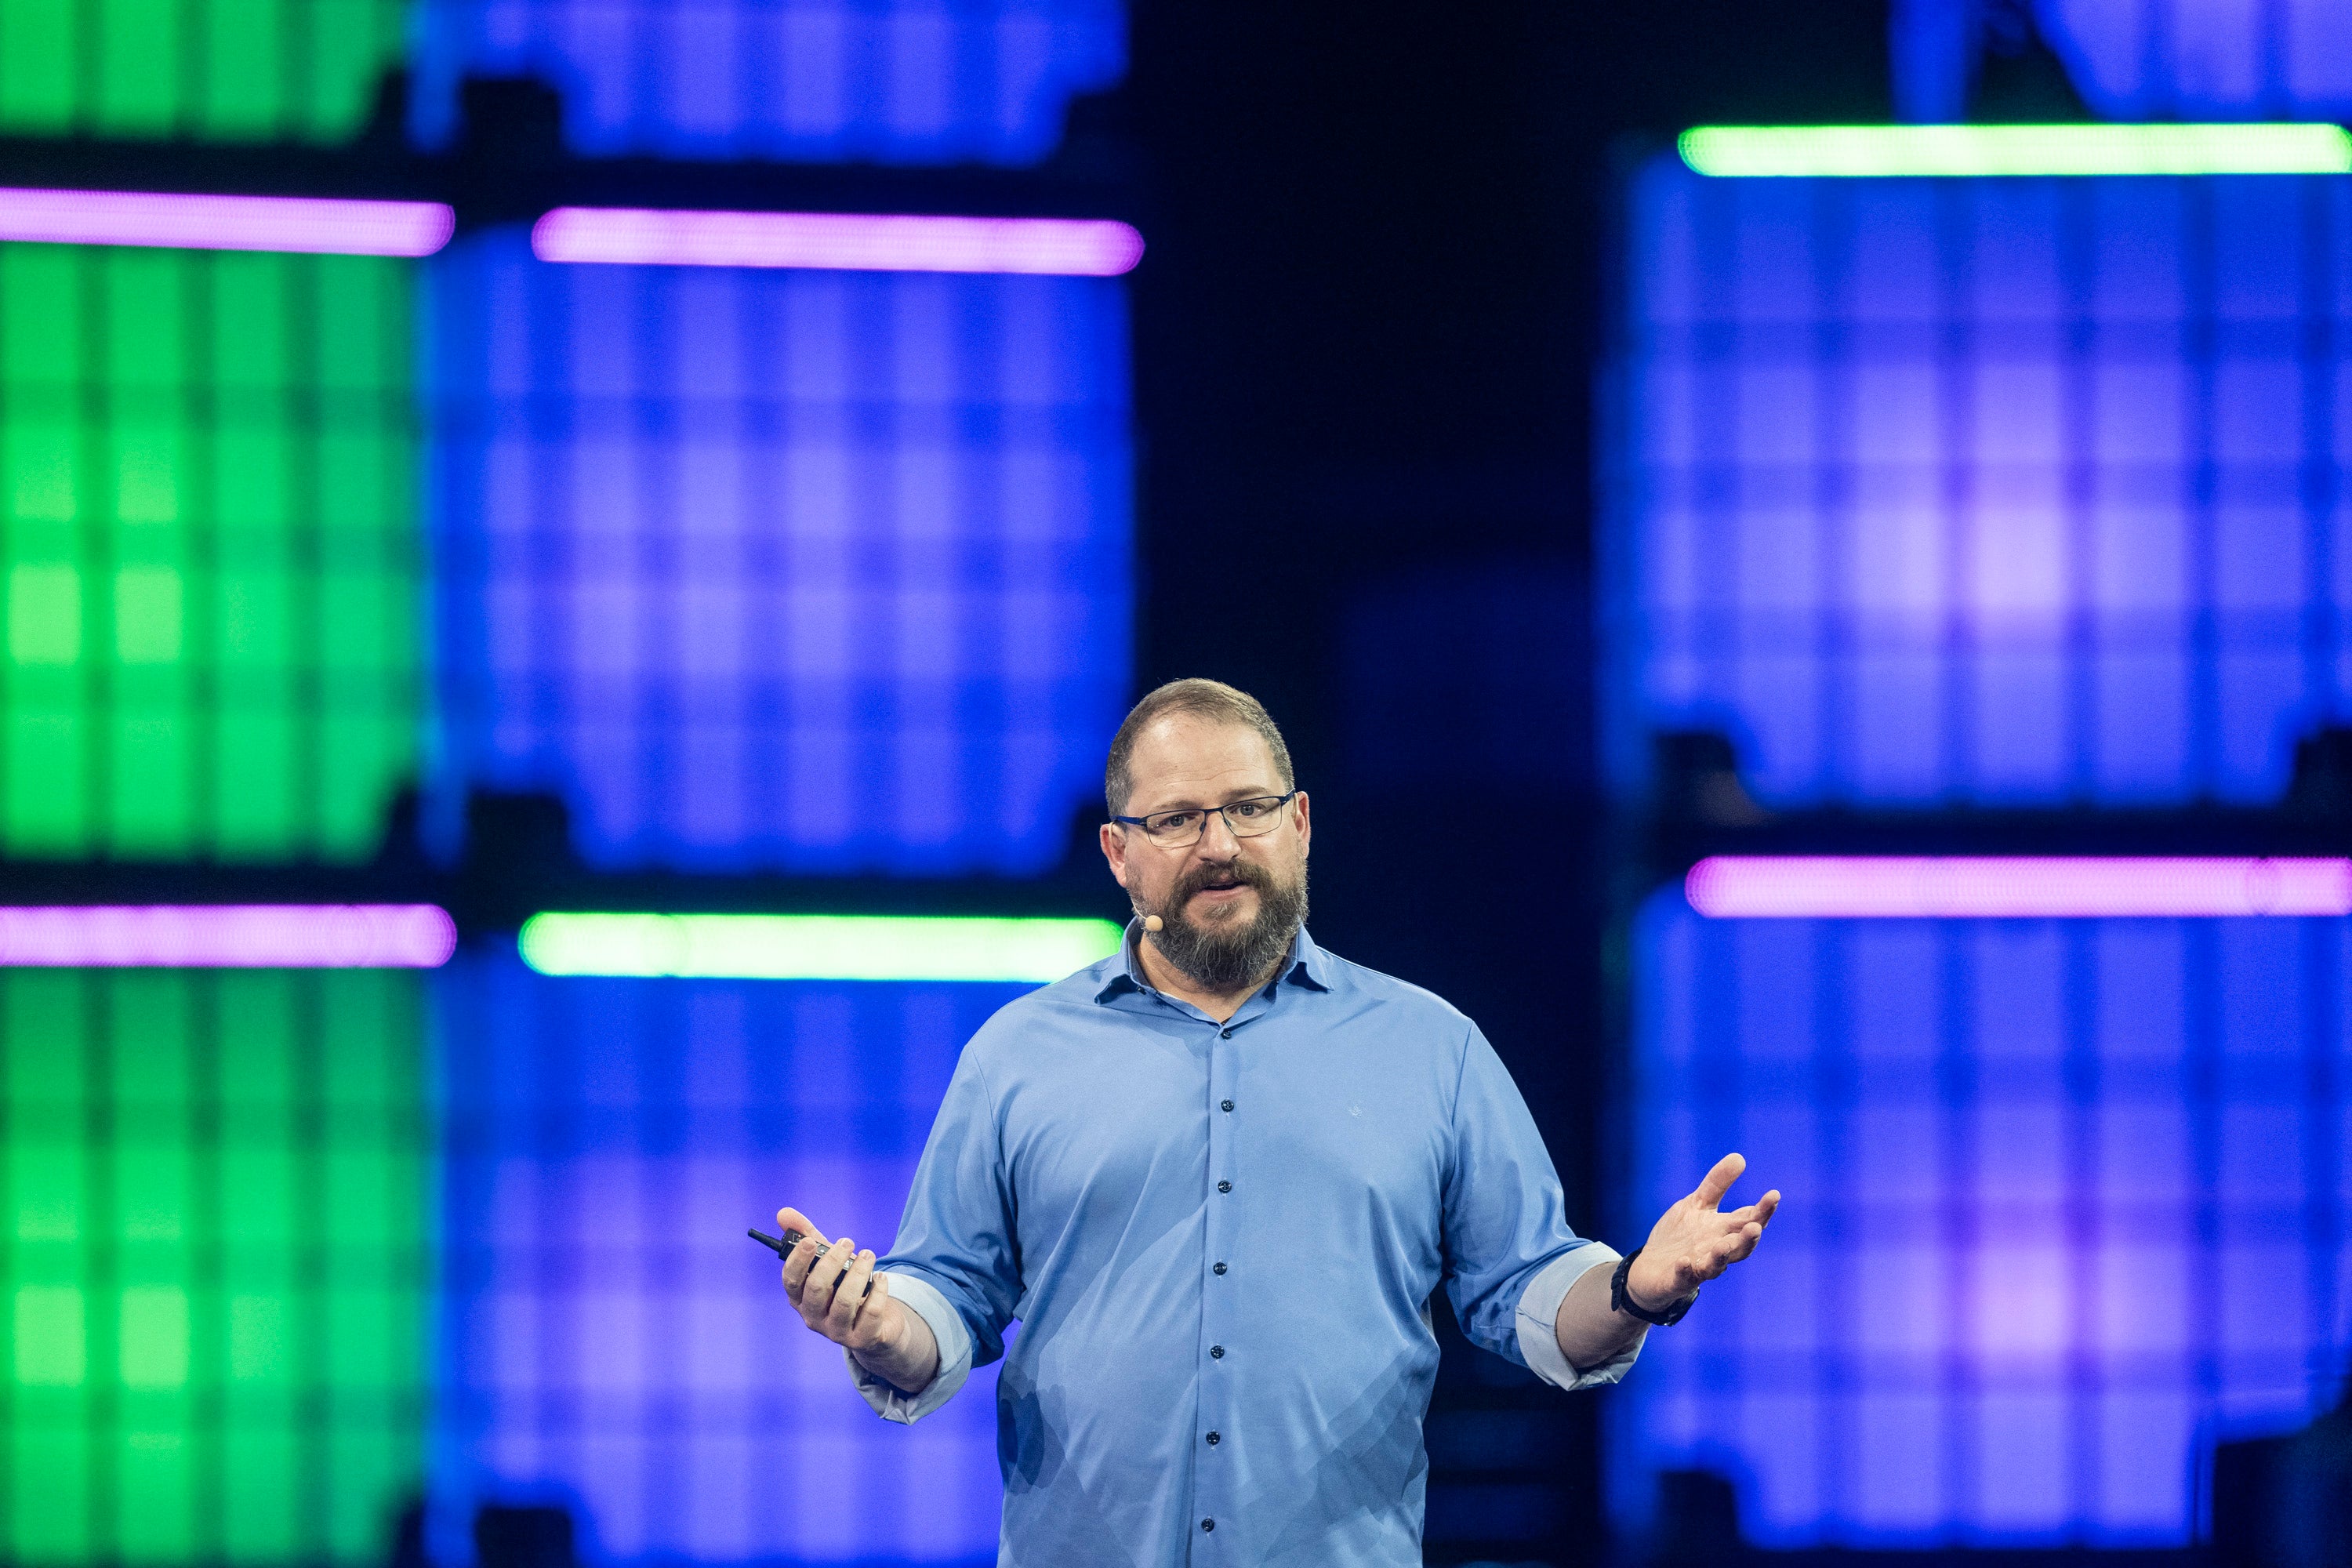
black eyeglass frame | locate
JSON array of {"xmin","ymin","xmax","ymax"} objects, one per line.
[{"xmin": 1110, "ymin": 789, "xmax": 1303, "ymax": 847}]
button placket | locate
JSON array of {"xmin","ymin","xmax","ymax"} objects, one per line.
[{"xmin": 1196, "ymin": 1017, "xmax": 1239, "ymax": 1544}]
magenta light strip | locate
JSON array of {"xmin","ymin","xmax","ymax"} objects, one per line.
[
  {"xmin": 0, "ymin": 188, "xmax": 454, "ymax": 256},
  {"xmin": 0, "ymin": 906, "xmax": 458, "ymax": 967},
  {"xmin": 530, "ymin": 207, "xmax": 1145, "ymax": 276},
  {"xmin": 1685, "ymin": 857, "xmax": 2352, "ymax": 919}
]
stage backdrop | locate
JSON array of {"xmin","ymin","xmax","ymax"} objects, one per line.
[
  {"xmin": 429, "ymin": 957, "xmax": 1017, "ymax": 1568},
  {"xmin": 1606, "ymin": 154, "xmax": 2352, "ymax": 1546},
  {"xmin": 423, "ymin": 230, "xmax": 1133, "ymax": 876}
]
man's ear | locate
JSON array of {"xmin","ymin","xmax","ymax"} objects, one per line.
[{"xmin": 1099, "ymin": 821, "xmax": 1131, "ymax": 887}]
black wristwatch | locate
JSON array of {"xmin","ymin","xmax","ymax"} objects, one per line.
[{"xmin": 1610, "ymin": 1247, "xmax": 1697, "ymax": 1327}]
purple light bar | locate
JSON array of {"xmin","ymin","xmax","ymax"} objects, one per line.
[
  {"xmin": 0, "ymin": 906, "xmax": 458, "ymax": 967},
  {"xmin": 0, "ymin": 188, "xmax": 454, "ymax": 256},
  {"xmin": 1685, "ymin": 857, "xmax": 2352, "ymax": 919},
  {"xmin": 530, "ymin": 207, "xmax": 1145, "ymax": 276}
]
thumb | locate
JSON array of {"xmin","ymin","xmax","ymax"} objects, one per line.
[{"xmin": 1693, "ymin": 1152, "xmax": 1746, "ymax": 1210}]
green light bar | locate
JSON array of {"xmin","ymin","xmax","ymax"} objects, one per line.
[
  {"xmin": 517, "ymin": 913, "xmax": 1127, "ymax": 982},
  {"xmin": 1678, "ymin": 122, "xmax": 2352, "ymax": 178}
]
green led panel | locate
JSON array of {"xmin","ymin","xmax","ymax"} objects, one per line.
[
  {"xmin": 0, "ymin": 244, "xmax": 422, "ymax": 862},
  {"xmin": 0, "ymin": 0, "xmax": 406, "ymax": 142},
  {"xmin": 2, "ymin": 969, "xmax": 430, "ymax": 1565},
  {"xmin": 1678, "ymin": 122, "xmax": 2352, "ymax": 177}
]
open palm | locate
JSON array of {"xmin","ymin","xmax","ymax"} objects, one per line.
[{"xmin": 1625, "ymin": 1152, "xmax": 1780, "ymax": 1312}]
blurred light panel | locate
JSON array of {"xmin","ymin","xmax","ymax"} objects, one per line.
[
  {"xmin": 0, "ymin": 0, "xmax": 405, "ymax": 142},
  {"xmin": 0, "ymin": 190, "xmax": 455, "ymax": 257},
  {"xmin": 0, "ymin": 906, "xmax": 456, "ymax": 967},
  {"xmin": 518, "ymin": 912, "xmax": 1123, "ymax": 981},
  {"xmin": 1677, "ymin": 123, "xmax": 2352, "ymax": 178},
  {"xmin": 430, "ymin": 954, "xmax": 1014, "ymax": 1565},
  {"xmin": 1617, "ymin": 892, "xmax": 2352, "ymax": 1545},
  {"xmin": 531, "ymin": 208, "xmax": 1145, "ymax": 277},
  {"xmin": 1687, "ymin": 857, "xmax": 2352, "ymax": 919},
  {"xmin": 1606, "ymin": 159, "xmax": 2352, "ymax": 808},
  {"xmin": 424, "ymin": 229, "xmax": 1132, "ymax": 875},
  {"xmin": 408, "ymin": 0, "xmax": 1126, "ymax": 164},
  {"xmin": 4, "ymin": 969, "xmax": 430, "ymax": 1564},
  {"xmin": 0, "ymin": 244, "xmax": 423, "ymax": 862},
  {"xmin": 2040, "ymin": 0, "xmax": 2352, "ymax": 122}
]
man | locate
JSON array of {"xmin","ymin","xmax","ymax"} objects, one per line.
[{"xmin": 775, "ymin": 679, "xmax": 1777, "ymax": 1566}]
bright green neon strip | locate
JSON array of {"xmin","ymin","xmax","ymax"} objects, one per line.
[
  {"xmin": 517, "ymin": 913, "xmax": 1127, "ymax": 983},
  {"xmin": 1678, "ymin": 122, "xmax": 2352, "ymax": 178}
]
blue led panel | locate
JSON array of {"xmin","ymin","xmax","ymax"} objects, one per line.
[
  {"xmin": 423, "ymin": 231, "xmax": 1133, "ymax": 873},
  {"xmin": 1614, "ymin": 894, "xmax": 2351, "ymax": 1547},
  {"xmin": 2041, "ymin": 0, "xmax": 2352, "ymax": 122},
  {"xmin": 1606, "ymin": 159, "xmax": 2352, "ymax": 808},
  {"xmin": 430, "ymin": 953, "xmax": 1022, "ymax": 1566},
  {"xmin": 407, "ymin": 0, "xmax": 1125, "ymax": 163}
]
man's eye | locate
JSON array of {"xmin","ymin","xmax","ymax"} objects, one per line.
[
  {"xmin": 1229, "ymin": 800, "xmax": 1273, "ymax": 820},
  {"xmin": 1152, "ymin": 811, "xmax": 1200, "ymax": 833}
]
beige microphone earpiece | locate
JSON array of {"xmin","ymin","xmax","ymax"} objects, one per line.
[{"xmin": 1143, "ymin": 914, "xmax": 1164, "ymax": 932}]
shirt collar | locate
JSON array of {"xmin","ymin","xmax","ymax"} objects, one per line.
[{"xmin": 1091, "ymin": 919, "xmax": 1331, "ymax": 1004}]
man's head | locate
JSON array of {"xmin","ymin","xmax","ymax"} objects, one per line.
[{"xmin": 1099, "ymin": 680, "xmax": 1310, "ymax": 993}]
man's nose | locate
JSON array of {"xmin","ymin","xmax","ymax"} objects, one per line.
[{"xmin": 1196, "ymin": 808, "xmax": 1243, "ymax": 855}]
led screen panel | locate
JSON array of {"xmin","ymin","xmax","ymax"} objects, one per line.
[
  {"xmin": 1607, "ymin": 160, "xmax": 2352, "ymax": 808},
  {"xmin": 2041, "ymin": 0, "xmax": 2352, "ymax": 122},
  {"xmin": 3, "ymin": 970, "xmax": 432, "ymax": 1565},
  {"xmin": 424, "ymin": 230, "xmax": 1131, "ymax": 874},
  {"xmin": 1614, "ymin": 893, "xmax": 2352, "ymax": 1547},
  {"xmin": 0, "ymin": 0, "xmax": 406, "ymax": 141},
  {"xmin": 430, "ymin": 955, "xmax": 1014, "ymax": 1566},
  {"xmin": 0, "ymin": 244, "xmax": 423, "ymax": 863},
  {"xmin": 407, "ymin": 0, "xmax": 1125, "ymax": 164}
]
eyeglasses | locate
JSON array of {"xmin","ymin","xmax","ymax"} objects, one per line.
[{"xmin": 1112, "ymin": 791, "xmax": 1301, "ymax": 848}]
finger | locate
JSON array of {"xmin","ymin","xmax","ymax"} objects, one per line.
[
  {"xmin": 800, "ymin": 1239, "xmax": 852, "ymax": 1327},
  {"xmin": 829, "ymin": 1250, "xmax": 877, "ymax": 1340},
  {"xmin": 782, "ymin": 1230, "xmax": 833, "ymax": 1300},
  {"xmin": 1755, "ymin": 1190, "xmax": 1782, "ymax": 1225},
  {"xmin": 1693, "ymin": 1152, "xmax": 1746, "ymax": 1210}
]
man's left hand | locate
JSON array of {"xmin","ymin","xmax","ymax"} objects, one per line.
[{"xmin": 1625, "ymin": 1152, "xmax": 1780, "ymax": 1312}]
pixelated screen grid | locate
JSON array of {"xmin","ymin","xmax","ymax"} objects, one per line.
[
  {"xmin": 1606, "ymin": 159, "xmax": 2352, "ymax": 808},
  {"xmin": 2, "ymin": 969, "xmax": 433, "ymax": 1566},
  {"xmin": 0, "ymin": 0, "xmax": 405, "ymax": 141},
  {"xmin": 0, "ymin": 242, "xmax": 423, "ymax": 863},
  {"xmin": 2040, "ymin": 0, "xmax": 2352, "ymax": 122},
  {"xmin": 1613, "ymin": 891, "xmax": 2352, "ymax": 1547},
  {"xmin": 424, "ymin": 229, "xmax": 1132, "ymax": 876},
  {"xmin": 430, "ymin": 955, "xmax": 1014, "ymax": 1567},
  {"xmin": 406, "ymin": 0, "xmax": 1124, "ymax": 164}
]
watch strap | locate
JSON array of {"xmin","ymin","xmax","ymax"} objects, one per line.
[{"xmin": 1610, "ymin": 1246, "xmax": 1696, "ymax": 1327}]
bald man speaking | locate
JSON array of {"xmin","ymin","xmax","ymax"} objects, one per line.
[{"xmin": 775, "ymin": 679, "xmax": 1777, "ymax": 1566}]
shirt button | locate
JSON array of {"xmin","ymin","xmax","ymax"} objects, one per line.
[
  {"xmin": 1213, "ymin": 1261, "xmax": 1228, "ymax": 1275},
  {"xmin": 1217, "ymin": 1179, "xmax": 1232, "ymax": 1193},
  {"xmin": 1221, "ymin": 1029, "xmax": 1232, "ymax": 1038},
  {"xmin": 1200, "ymin": 1519, "xmax": 1214, "ymax": 1533},
  {"xmin": 1220, "ymin": 1099, "xmax": 1233, "ymax": 1112},
  {"xmin": 1210, "ymin": 1345, "xmax": 1225, "ymax": 1358},
  {"xmin": 1206, "ymin": 1431, "xmax": 1221, "ymax": 1446}
]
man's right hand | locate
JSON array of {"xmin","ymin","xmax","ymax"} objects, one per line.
[{"xmin": 775, "ymin": 1206, "xmax": 941, "ymax": 1395}]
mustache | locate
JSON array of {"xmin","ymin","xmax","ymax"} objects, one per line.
[{"xmin": 1175, "ymin": 859, "xmax": 1272, "ymax": 901}]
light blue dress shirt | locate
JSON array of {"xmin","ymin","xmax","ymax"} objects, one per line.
[{"xmin": 847, "ymin": 924, "xmax": 1637, "ymax": 1567}]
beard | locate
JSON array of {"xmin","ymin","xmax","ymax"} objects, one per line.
[{"xmin": 1135, "ymin": 855, "xmax": 1309, "ymax": 993}]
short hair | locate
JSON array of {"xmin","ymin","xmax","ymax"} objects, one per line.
[{"xmin": 1105, "ymin": 678, "xmax": 1296, "ymax": 818}]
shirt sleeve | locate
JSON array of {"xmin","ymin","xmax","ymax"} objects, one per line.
[
  {"xmin": 848, "ymin": 1039, "xmax": 1023, "ymax": 1422},
  {"xmin": 1440, "ymin": 1021, "xmax": 1640, "ymax": 1390},
  {"xmin": 1512, "ymin": 1244, "xmax": 1643, "ymax": 1391}
]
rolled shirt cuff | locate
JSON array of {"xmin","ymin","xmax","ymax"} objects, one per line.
[
  {"xmin": 1514, "ymin": 1243, "xmax": 1644, "ymax": 1392},
  {"xmin": 844, "ymin": 1271, "xmax": 975, "ymax": 1425}
]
